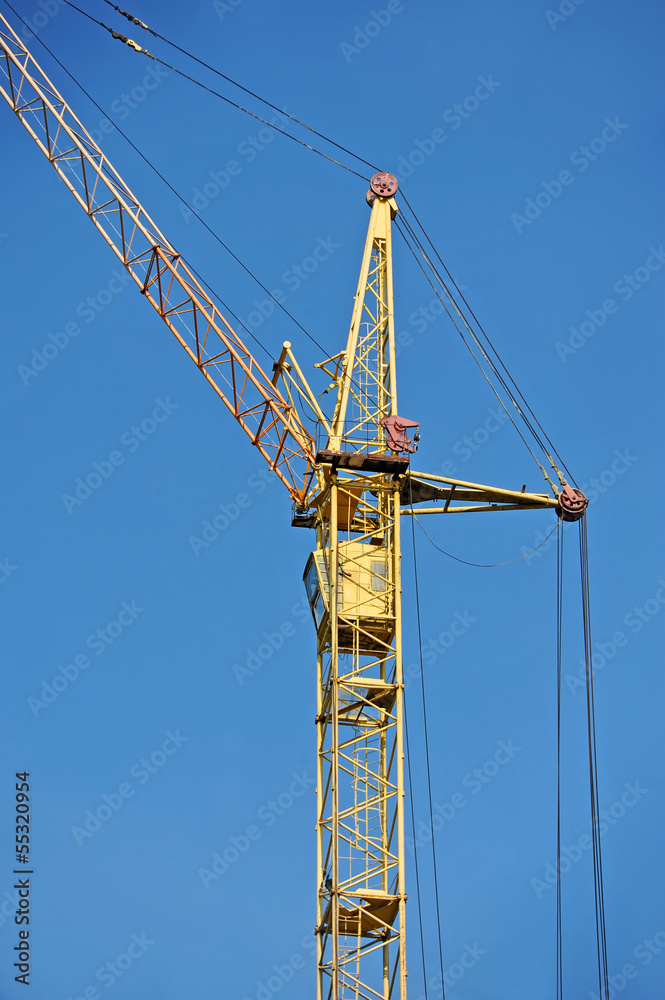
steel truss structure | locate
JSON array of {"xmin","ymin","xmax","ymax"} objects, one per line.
[
  {"xmin": 311, "ymin": 189, "xmax": 407, "ymax": 999},
  {"xmin": 0, "ymin": 14, "xmax": 315, "ymax": 503}
]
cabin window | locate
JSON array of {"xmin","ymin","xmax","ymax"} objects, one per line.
[{"xmin": 370, "ymin": 561, "xmax": 387, "ymax": 592}]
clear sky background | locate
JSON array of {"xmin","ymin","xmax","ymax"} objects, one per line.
[{"xmin": 1, "ymin": 1, "xmax": 663, "ymax": 997}]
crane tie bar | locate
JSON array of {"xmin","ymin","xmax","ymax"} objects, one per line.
[
  {"xmin": 105, "ymin": 26, "xmax": 155, "ymax": 58},
  {"xmin": 111, "ymin": 6, "xmax": 157, "ymax": 35}
]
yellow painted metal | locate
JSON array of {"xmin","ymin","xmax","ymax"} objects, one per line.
[
  {"xmin": 330, "ymin": 194, "xmax": 398, "ymax": 452},
  {"xmin": 403, "ymin": 503, "xmax": 556, "ymax": 514},
  {"xmin": 407, "ymin": 470, "xmax": 559, "ymax": 508},
  {"xmin": 311, "ymin": 185, "xmax": 408, "ymax": 999},
  {"xmin": 313, "ymin": 474, "xmax": 406, "ymax": 998}
]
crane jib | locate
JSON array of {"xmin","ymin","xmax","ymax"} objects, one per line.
[{"xmin": 0, "ymin": 13, "xmax": 315, "ymax": 503}]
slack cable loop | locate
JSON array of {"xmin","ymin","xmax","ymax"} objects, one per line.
[{"xmin": 415, "ymin": 510, "xmax": 560, "ymax": 568}]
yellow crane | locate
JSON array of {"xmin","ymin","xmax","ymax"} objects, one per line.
[{"xmin": 0, "ymin": 13, "xmax": 588, "ymax": 998}]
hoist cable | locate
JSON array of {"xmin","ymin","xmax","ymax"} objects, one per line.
[
  {"xmin": 409, "ymin": 480, "xmax": 447, "ymax": 998},
  {"xmin": 579, "ymin": 517, "xmax": 610, "ymax": 999},
  {"xmin": 556, "ymin": 522, "xmax": 564, "ymax": 1000},
  {"xmin": 398, "ymin": 190, "xmax": 576, "ymax": 486},
  {"xmin": 394, "ymin": 218, "xmax": 557, "ymax": 491},
  {"xmin": 396, "ymin": 212, "xmax": 563, "ymax": 486},
  {"xmin": 403, "ymin": 698, "xmax": 432, "ymax": 999},
  {"xmin": 98, "ymin": 0, "xmax": 382, "ymax": 176},
  {"xmin": 59, "ymin": 0, "xmax": 370, "ymax": 181},
  {"xmin": 414, "ymin": 510, "xmax": 560, "ymax": 569}
]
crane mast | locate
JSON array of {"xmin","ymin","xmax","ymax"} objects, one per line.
[
  {"xmin": 308, "ymin": 177, "xmax": 409, "ymax": 998},
  {"xmin": 1, "ymin": 14, "xmax": 588, "ymax": 999}
]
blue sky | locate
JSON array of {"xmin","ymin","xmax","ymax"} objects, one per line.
[{"xmin": 1, "ymin": 0, "xmax": 664, "ymax": 997}]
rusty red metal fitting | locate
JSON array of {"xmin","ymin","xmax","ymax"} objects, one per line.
[
  {"xmin": 557, "ymin": 485, "xmax": 588, "ymax": 521},
  {"xmin": 380, "ymin": 415, "xmax": 419, "ymax": 454},
  {"xmin": 369, "ymin": 172, "xmax": 399, "ymax": 199}
]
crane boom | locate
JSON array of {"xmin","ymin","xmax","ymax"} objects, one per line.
[{"xmin": 0, "ymin": 14, "xmax": 315, "ymax": 504}]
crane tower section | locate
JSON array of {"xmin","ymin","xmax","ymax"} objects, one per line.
[{"xmin": 304, "ymin": 175, "xmax": 412, "ymax": 1000}]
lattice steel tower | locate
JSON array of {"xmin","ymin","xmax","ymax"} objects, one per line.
[{"xmin": 303, "ymin": 174, "xmax": 413, "ymax": 999}]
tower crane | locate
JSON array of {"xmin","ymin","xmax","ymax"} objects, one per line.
[{"xmin": 0, "ymin": 12, "xmax": 589, "ymax": 998}]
